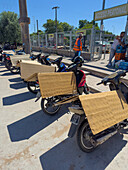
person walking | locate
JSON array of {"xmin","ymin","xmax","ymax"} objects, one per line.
[
  {"xmin": 106, "ymin": 31, "xmax": 125, "ymax": 67},
  {"xmin": 72, "ymin": 33, "xmax": 83, "ymax": 62}
]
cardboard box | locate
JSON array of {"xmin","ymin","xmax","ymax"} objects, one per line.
[
  {"xmin": 79, "ymin": 90, "xmax": 128, "ymax": 135},
  {"xmin": 10, "ymin": 54, "xmax": 30, "ymax": 66},
  {"xmin": 38, "ymin": 72, "xmax": 77, "ymax": 98},
  {"xmin": 20, "ymin": 62, "xmax": 56, "ymax": 81}
]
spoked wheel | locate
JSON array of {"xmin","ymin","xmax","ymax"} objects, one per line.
[
  {"xmin": 41, "ymin": 96, "xmax": 61, "ymax": 115},
  {"xmin": 10, "ymin": 66, "xmax": 20, "ymax": 74},
  {"xmin": 27, "ymin": 82, "xmax": 40, "ymax": 94},
  {"xmin": 77, "ymin": 121, "xmax": 96, "ymax": 152}
]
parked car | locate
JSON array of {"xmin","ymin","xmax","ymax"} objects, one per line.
[{"xmin": 94, "ymin": 41, "xmax": 111, "ymax": 53}]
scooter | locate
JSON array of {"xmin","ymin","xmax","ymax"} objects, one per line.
[
  {"xmin": 27, "ymin": 54, "xmax": 53, "ymax": 94},
  {"xmin": 40, "ymin": 56, "xmax": 89, "ymax": 115},
  {"xmin": 27, "ymin": 56, "xmax": 66, "ymax": 94},
  {"xmin": 68, "ymin": 70, "xmax": 128, "ymax": 152},
  {"xmin": 0, "ymin": 47, "xmax": 3, "ymax": 61}
]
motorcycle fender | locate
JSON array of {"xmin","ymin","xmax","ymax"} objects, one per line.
[
  {"xmin": 35, "ymin": 91, "xmax": 41, "ymax": 102},
  {"xmin": 68, "ymin": 114, "xmax": 81, "ymax": 138}
]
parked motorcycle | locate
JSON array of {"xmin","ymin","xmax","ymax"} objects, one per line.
[
  {"xmin": 27, "ymin": 54, "xmax": 52, "ymax": 94},
  {"xmin": 68, "ymin": 70, "xmax": 128, "ymax": 152},
  {"xmin": 40, "ymin": 56, "xmax": 89, "ymax": 115},
  {"xmin": 0, "ymin": 47, "xmax": 3, "ymax": 61}
]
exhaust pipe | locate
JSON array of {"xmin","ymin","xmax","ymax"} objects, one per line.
[{"xmin": 96, "ymin": 130, "xmax": 117, "ymax": 146}]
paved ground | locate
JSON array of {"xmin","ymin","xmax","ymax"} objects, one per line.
[{"xmin": 1, "ymin": 58, "xmax": 128, "ymax": 170}]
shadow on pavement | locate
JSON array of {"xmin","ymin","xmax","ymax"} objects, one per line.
[
  {"xmin": 0, "ymin": 62, "xmax": 4, "ymax": 66},
  {"xmin": 8, "ymin": 77, "xmax": 23, "ymax": 82},
  {"xmin": 40, "ymin": 133, "xmax": 127, "ymax": 170},
  {"xmin": 1, "ymin": 72, "xmax": 14, "ymax": 76},
  {"xmin": 0, "ymin": 69, "xmax": 9, "ymax": 73},
  {"xmin": 3, "ymin": 91, "xmax": 35, "ymax": 105},
  {"xmin": 10, "ymin": 82, "xmax": 27, "ymax": 90},
  {"xmin": 7, "ymin": 105, "xmax": 68, "ymax": 142},
  {"xmin": 83, "ymin": 63, "xmax": 115, "ymax": 72}
]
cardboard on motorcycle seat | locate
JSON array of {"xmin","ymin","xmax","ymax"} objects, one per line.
[
  {"xmin": 79, "ymin": 90, "xmax": 128, "ymax": 135},
  {"xmin": 10, "ymin": 54, "xmax": 30, "ymax": 66},
  {"xmin": 38, "ymin": 72, "xmax": 77, "ymax": 98},
  {"xmin": 20, "ymin": 62, "xmax": 56, "ymax": 81},
  {"xmin": 16, "ymin": 59, "xmax": 40, "ymax": 68},
  {"xmin": 25, "ymin": 73, "xmax": 38, "ymax": 82}
]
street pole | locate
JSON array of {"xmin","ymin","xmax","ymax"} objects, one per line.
[
  {"xmin": 52, "ymin": 6, "xmax": 59, "ymax": 49},
  {"xmin": 99, "ymin": 0, "xmax": 105, "ymax": 59},
  {"xmin": 36, "ymin": 20, "xmax": 39, "ymax": 46},
  {"xmin": 33, "ymin": 16, "xmax": 36, "ymax": 33},
  {"xmin": 18, "ymin": 0, "xmax": 30, "ymax": 54},
  {"xmin": 101, "ymin": 0, "xmax": 105, "ymax": 27}
]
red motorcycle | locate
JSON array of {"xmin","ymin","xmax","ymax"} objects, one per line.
[{"xmin": 40, "ymin": 56, "xmax": 89, "ymax": 115}]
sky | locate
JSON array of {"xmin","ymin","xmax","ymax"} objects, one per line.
[{"xmin": 0, "ymin": 0, "xmax": 127, "ymax": 35}]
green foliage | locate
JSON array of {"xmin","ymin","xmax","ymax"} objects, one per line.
[
  {"xmin": 105, "ymin": 30, "xmax": 113, "ymax": 35},
  {"xmin": 79, "ymin": 19, "xmax": 89, "ymax": 29},
  {"xmin": 79, "ymin": 19, "xmax": 100, "ymax": 30},
  {"xmin": 0, "ymin": 11, "xmax": 21, "ymax": 44},
  {"xmin": 60, "ymin": 22, "xmax": 74, "ymax": 32},
  {"xmin": 30, "ymin": 30, "xmax": 44, "ymax": 37},
  {"xmin": 43, "ymin": 19, "xmax": 74, "ymax": 33}
]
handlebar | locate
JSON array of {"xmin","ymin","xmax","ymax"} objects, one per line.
[
  {"xmin": 97, "ymin": 70, "xmax": 128, "ymax": 86},
  {"xmin": 97, "ymin": 81, "xmax": 103, "ymax": 85}
]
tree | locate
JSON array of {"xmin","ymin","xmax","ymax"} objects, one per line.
[
  {"xmin": 60, "ymin": 22, "xmax": 74, "ymax": 32},
  {"xmin": 79, "ymin": 19, "xmax": 89, "ymax": 29},
  {"xmin": 0, "ymin": 11, "xmax": 21, "ymax": 44},
  {"xmin": 43, "ymin": 19, "xmax": 74, "ymax": 33},
  {"xmin": 78, "ymin": 19, "xmax": 100, "ymax": 30}
]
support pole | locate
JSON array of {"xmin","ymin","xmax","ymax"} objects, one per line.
[
  {"xmin": 70, "ymin": 31, "xmax": 72, "ymax": 51},
  {"xmin": 18, "ymin": 0, "xmax": 30, "ymax": 54}
]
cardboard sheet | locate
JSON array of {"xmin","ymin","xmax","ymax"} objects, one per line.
[
  {"xmin": 79, "ymin": 90, "xmax": 128, "ymax": 135},
  {"xmin": 10, "ymin": 54, "xmax": 30, "ymax": 66},
  {"xmin": 20, "ymin": 62, "xmax": 56, "ymax": 81},
  {"xmin": 38, "ymin": 72, "xmax": 77, "ymax": 98},
  {"xmin": 25, "ymin": 73, "xmax": 38, "ymax": 82}
]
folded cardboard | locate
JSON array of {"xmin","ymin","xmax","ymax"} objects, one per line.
[
  {"xmin": 79, "ymin": 90, "xmax": 128, "ymax": 135},
  {"xmin": 38, "ymin": 72, "xmax": 77, "ymax": 98},
  {"xmin": 25, "ymin": 73, "xmax": 38, "ymax": 82},
  {"xmin": 20, "ymin": 62, "xmax": 56, "ymax": 81},
  {"xmin": 10, "ymin": 54, "xmax": 30, "ymax": 66}
]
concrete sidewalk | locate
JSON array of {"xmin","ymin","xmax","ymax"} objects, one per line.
[{"xmin": 0, "ymin": 61, "xmax": 128, "ymax": 170}]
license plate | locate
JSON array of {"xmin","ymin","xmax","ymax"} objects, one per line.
[{"xmin": 70, "ymin": 114, "xmax": 80, "ymax": 125}]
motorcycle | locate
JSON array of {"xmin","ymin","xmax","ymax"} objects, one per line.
[
  {"xmin": 27, "ymin": 54, "xmax": 52, "ymax": 94},
  {"xmin": 68, "ymin": 70, "xmax": 128, "ymax": 152},
  {"xmin": 39, "ymin": 56, "xmax": 89, "ymax": 115},
  {"xmin": 0, "ymin": 47, "xmax": 3, "ymax": 61}
]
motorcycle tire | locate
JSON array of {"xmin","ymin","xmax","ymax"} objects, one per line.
[
  {"xmin": 27, "ymin": 82, "xmax": 39, "ymax": 94},
  {"xmin": 77, "ymin": 121, "xmax": 96, "ymax": 152},
  {"xmin": 41, "ymin": 97, "xmax": 61, "ymax": 115},
  {"xmin": 10, "ymin": 66, "xmax": 20, "ymax": 74},
  {"xmin": 5, "ymin": 60, "xmax": 12, "ymax": 70}
]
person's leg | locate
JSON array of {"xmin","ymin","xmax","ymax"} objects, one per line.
[
  {"xmin": 107, "ymin": 48, "xmax": 115, "ymax": 66},
  {"xmin": 72, "ymin": 51, "xmax": 79, "ymax": 62}
]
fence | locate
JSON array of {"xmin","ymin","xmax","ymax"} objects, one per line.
[{"xmin": 30, "ymin": 29, "xmax": 115, "ymax": 60}]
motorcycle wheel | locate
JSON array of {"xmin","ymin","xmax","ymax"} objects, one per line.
[
  {"xmin": 41, "ymin": 97, "xmax": 61, "ymax": 115},
  {"xmin": 5, "ymin": 60, "xmax": 11, "ymax": 70},
  {"xmin": 77, "ymin": 121, "xmax": 96, "ymax": 152},
  {"xmin": 10, "ymin": 66, "xmax": 20, "ymax": 74},
  {"xmin": 27, "ymin": 82, "xmax": 39, "ymax": 94}
]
